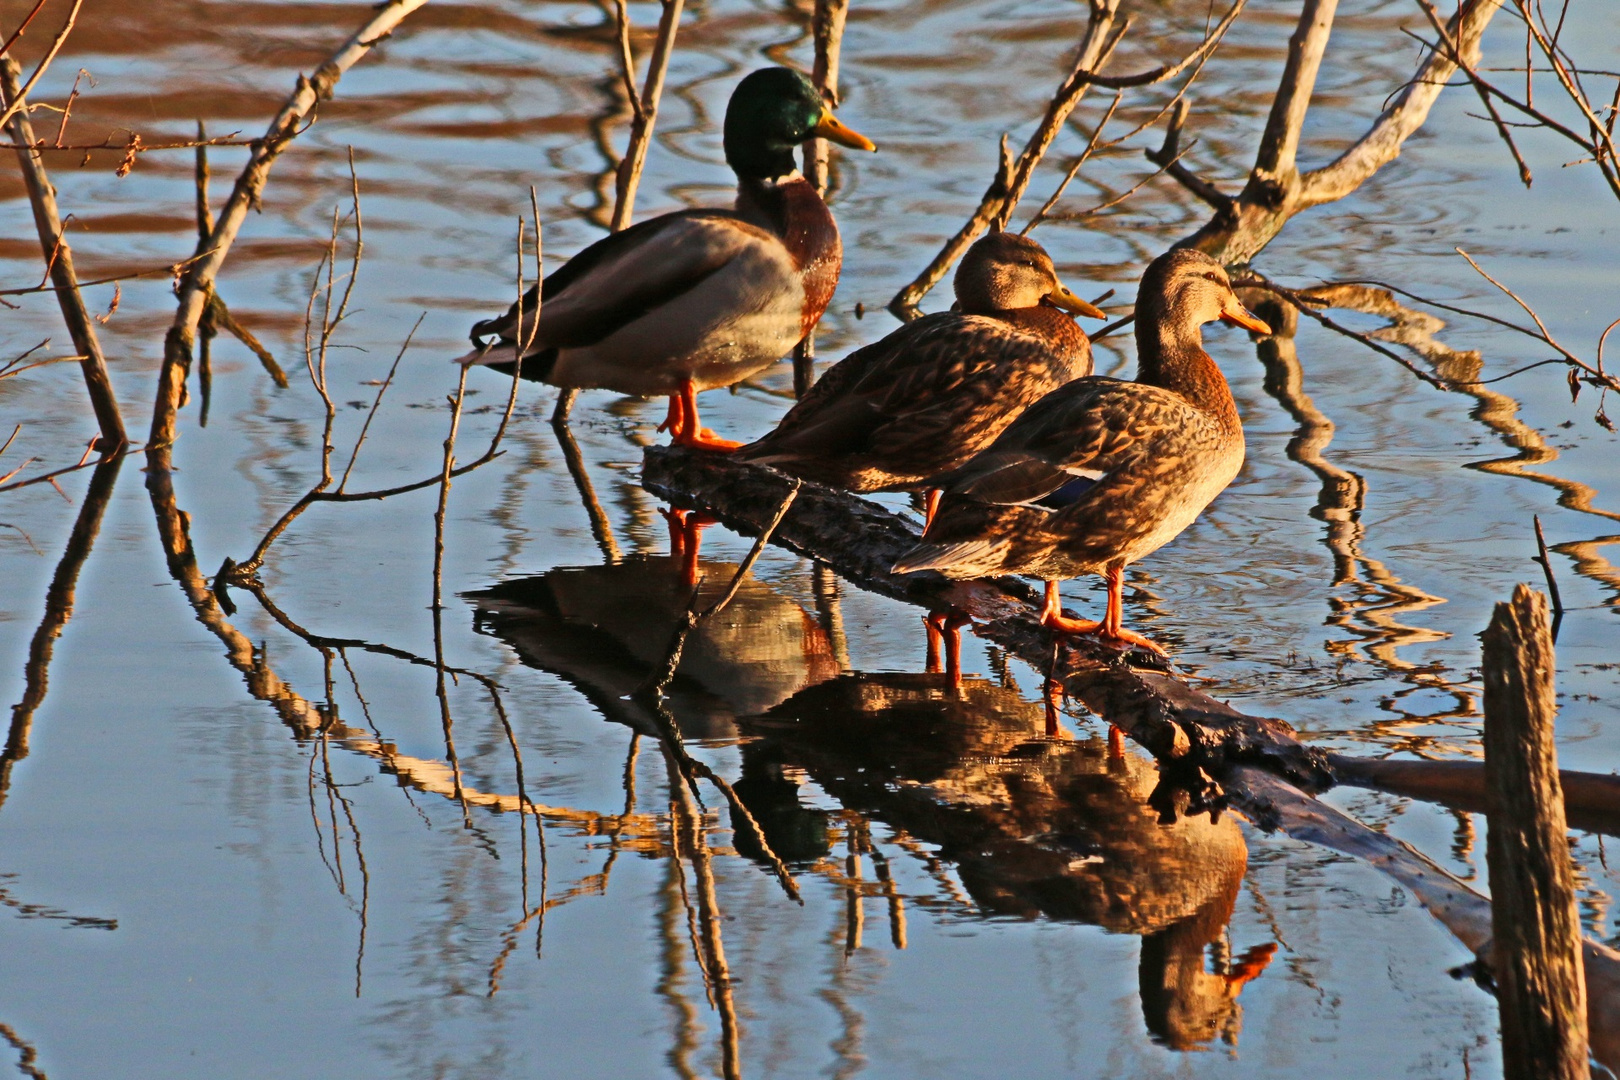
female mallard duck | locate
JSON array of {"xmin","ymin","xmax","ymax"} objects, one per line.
[
  {"xmin": 735, "ymin": 230, "xmax": 1106, "ymax": 522},
  {"xmin": 455, "ymin": 67, "xmax": 875, "ymax": 451},
  {"xmin": 892, "ymin": 248, "xmax": 1271, "ymax": 657}
]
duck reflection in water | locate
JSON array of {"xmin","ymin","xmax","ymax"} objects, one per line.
[
  {"xmin": 466, "ymin": 550, "xmax": 840, "ymax": 743},
  {"xmin": 742, "ymin": 671, "xmax": 1277, "ymax": 1050}
]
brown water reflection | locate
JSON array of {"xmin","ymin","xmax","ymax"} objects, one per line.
[
  {"xmin": 469, "ymin": 548, "xmax": 1279, "ymax": 1053},
  {"xmin": 747, "ymin": 672, "xmax": 1275, "ymax": 1051},
  {"xmin": 469, "ymin": 551, "xmax": 841, "ymax": 740}
]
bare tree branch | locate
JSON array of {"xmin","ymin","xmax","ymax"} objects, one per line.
[{"xmin": 148, "ymin": 0, "xmax": 430, "ymax": 457}]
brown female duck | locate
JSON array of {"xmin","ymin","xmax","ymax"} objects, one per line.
[
  {"xmin": 455, "ymin": 67, "xmax": 874, "ymax": 451},
  {"xmin": 736, "ymin": 231, "xmax": 1105, "ymax": 519},
  {"xmin": 892, "ymin": 248, "xmax": 1271, "ymax": 656}
]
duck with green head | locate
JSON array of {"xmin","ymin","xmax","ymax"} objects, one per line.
[{"xmin": 455, "ymin": 67, "xmax": 875, "ymax": 451}]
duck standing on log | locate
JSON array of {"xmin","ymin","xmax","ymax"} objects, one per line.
[
  {"xmin": 892, "ymin": 248, "xmax": 1271, "ymax": 666},
  {"xmin": 454, "ymin": 67, "xmax": 875, "ymax": 451},
  {"xmin": 735, "ymin": 230, "xmax": 1106, "ymax": 518}
]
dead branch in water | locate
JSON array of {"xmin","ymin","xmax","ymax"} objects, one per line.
[
  {"xmin": 3, "ymin": 56, "xmax": 124, "ymax": 450},
  {"xmin": 608, "ymin": 0, "xmax": 683, "ymax": 233},
  {"xmin": 1482, "ymin": 586, "xmax": 1589, "ymax": 1079},
  {"xmin": 220, "ymin": 188, "xmax": 535, "ymax": 581},
  {"xmin": 1172, "ymin": 0, "xmax": 1504, "ymax": 265},
  {"xmin": 1412, "ymin": 0, "xmax": 1620, "ymax": 203},
  {"xmin": 148, "ymin": 0, "xmax": 430, "ymax": 457},
  {"xmin": 546, "ymin": 0, "xmax": 686, "ymax": 426},
  {"xmin": 792, "ymin": 0, "xmax": 851, "ymax": 397},
  {"xmin": 889, "ymin": 0, "xmax": 1249, "ymax": 316},
  {"xmin": 0, "ymin": 0, "xmax": 82, "ymax": 132},
  {"xmin": 2, "ymin": 453, "xmax": 121, "ymax": 816}
]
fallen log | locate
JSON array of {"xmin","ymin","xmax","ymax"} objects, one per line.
[{"xmin": 643, "ymin": 445, "xmax": 1336, "ymax": 800}]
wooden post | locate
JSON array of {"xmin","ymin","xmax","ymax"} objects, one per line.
[{"xmin": 1482, "ymin": 584, "xmax": 1589, "ymax": 1080}]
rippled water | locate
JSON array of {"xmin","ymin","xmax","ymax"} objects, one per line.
[{"xmin": 3, "ymin": 0, "xmax": 1619, "ymax": 1076}]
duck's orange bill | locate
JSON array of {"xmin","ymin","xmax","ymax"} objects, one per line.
[
  {"xmin": 1220, "ymin": 305, "xmax": 1273, "ymax": 335},
  {"xmin": 1044, "ymin": 284, "xmax": 1109, "ymax": 320},
  {"xmin": 813, "ymin": 111, "xmax": 876, "ymax": 152}
]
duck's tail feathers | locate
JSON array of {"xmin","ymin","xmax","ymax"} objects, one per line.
[{"xmin": 891, "ymin": 538, "xmax": 1008, "ymax": 577}]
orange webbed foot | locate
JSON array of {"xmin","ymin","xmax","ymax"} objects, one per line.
[
  {"xmin": 675, "ymin": 428, "xmax": 744, "ymax": 453},
  {"xmin": 1098, "ymin": 626, "xmax": 1169, "ymax": 658}
]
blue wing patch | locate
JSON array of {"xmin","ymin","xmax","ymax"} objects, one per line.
[{"xmin": 1032, "ymin": 470, "xmax": 1104, "ymax": 511}]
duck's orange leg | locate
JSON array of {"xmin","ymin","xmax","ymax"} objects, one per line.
[
  {"xmin": 657, "ymin": 392, "xmax": 687, "ymax": 437},
  {"xmin": 923, "ymin": 613, "xmax": 944, "ymax": 673},
  {"xmin": 939, "ymin": 610, "xmax": 971, "ymax": 687},
  {"xmin": 671, "ymin": 379, "xmax": 742, "ymax": 452},
  {"xmin": 1043, "ymin": 676, "xmax": 1063, "ymax": 737},
  {"xmin": 1224, "ymin": 942, "xmax": 1278, "ymax": 994},
  {"xmin": 1098, "ymin": 566, "xmax": 1167, "ymax": 656},
  {"xmin": 1038, "ymin": 579, "xmax": 1103, "ymax": 635},
  {"xmin": 1039, "ymin": 575, "xmax": 1166, "ymax": 657},
  {"xmin": 660, "ymin": 506, "xmax": 690, "ymax": 554},
  {"xmin": 922, "ymin": 610, "xmax": 972, "ymax": 685},
  {"xmin": 678, "ymin": 511, "xmax": 718, "ymax": 587}
]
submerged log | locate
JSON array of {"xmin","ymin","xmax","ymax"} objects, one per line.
[{"xmin": 1482, "ymin": 586, "xmax": 1589, "ymax": 1080}]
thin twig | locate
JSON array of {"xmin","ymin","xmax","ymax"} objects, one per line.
[
  {"xmin": 0, "ymin": 0, "xmax": 84, "ymax": 132},
  {"xmin": 1532, "ymin": 514, "xmax": 1564, "ymax": 625}
]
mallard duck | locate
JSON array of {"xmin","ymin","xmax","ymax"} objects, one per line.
[
  {"xmin": 892, "ymin": 248, "xmax": 1271, "ymax": 657},
  {"xmin": 735, "ymin": 230, "xmax": 1106, "ymax": 521},
  {"xmin": 455, "ymin": 67, "xmax": 875, "ymax": 451}
]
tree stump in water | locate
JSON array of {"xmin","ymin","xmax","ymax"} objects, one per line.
[{"xmin": 1483, "ymin": 584, "xmax": 1589, "ymax": 1080}]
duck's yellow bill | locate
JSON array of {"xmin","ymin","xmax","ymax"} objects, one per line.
[
  {"xmin": 813, "ymin": 111, "xmax": 876, "ymax": 152},
  {"xmin": 1044, "ymin": 284, "xmax": 1108, "ymax": 320},
  {"xmin": 1220, "ymin": 305, "xmax": 1272, "ymax": 336}
]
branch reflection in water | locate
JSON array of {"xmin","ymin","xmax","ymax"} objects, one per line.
[
  {"xmin": 469, "ymin": 547, "xmax": 1278, "ymax": 1057},
  {"xmin": 1241, "ymin": 279, "xmax": 1620, "ymax": 758}
]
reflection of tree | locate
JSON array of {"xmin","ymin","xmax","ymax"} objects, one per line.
[
  {"xmin": 4, "ymin": 455, "xmax": 122, "ymax": 814},
  {"xmin": 1247, "ymin": 281, "xmax": 1620, "ymax": 754},
  {"xmin": 1242, "ymin": 290, "xmax": 1477, "ymax": 753},
  {"xmin": 144, "ymin": 450, "xmax": 669, "ymax": 846}
]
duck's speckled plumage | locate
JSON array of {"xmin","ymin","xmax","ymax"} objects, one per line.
[
  {"xmin": 893, "ymin": 249, "xmax": 1270, "ymax": 649},
  {"xmin": 736, "ymin": 231, "xmax": 1102, "ymax": 491}
]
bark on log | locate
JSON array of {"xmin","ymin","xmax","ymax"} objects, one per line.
[{"xmin": 1482, "ymin": 585, "xmax": 1589, "ymax": 1080}]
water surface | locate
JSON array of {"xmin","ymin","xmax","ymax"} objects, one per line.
[{"xmin": 3, "ymin": 0, "xmax": 1619, "ymax": 1076}]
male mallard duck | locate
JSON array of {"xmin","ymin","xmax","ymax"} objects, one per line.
[
  {"xmin": 455, "ymin": 67, "xmax": 875, "ymax": 451},
  {"xmin": 735, "ymin": 230, "xmax": 1106, "ymax": 522},
  {"xmin": 892, "ymin": 249, "xmax": 1271, "ymax": 657}
]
